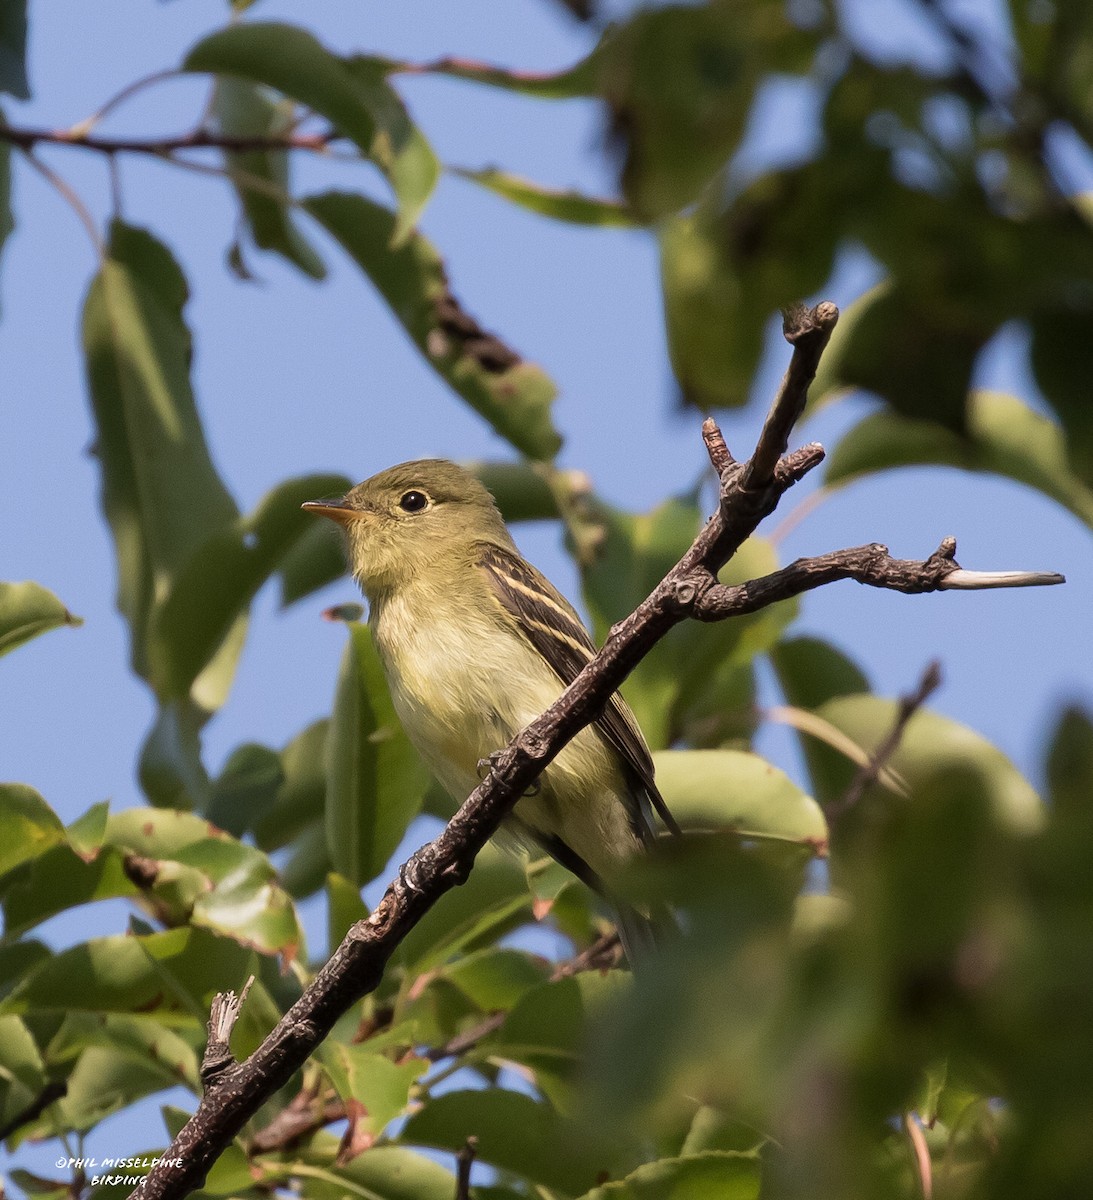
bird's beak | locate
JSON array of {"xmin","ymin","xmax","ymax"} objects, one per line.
[{"xmin": 301, "ymin": 497, "xmax": 360, "ymax": 526}]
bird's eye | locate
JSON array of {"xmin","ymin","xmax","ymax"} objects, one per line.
[{"xmin": 399, "ymin": 490, "xmax": 430, "ymax": 513}]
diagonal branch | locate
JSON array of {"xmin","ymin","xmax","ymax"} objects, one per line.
[{"xmin": 128, "ymin": 301, "xmax": 1064, "ymax": 1200}]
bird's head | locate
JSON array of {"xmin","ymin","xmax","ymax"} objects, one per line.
[{"xmin": 303, "ymin": 459, "xmax": 508, "ymax": 599}]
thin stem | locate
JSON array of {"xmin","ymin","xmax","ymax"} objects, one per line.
[
  {"xmin": 21, "ymin": 150, "xmax": 104, "ymax": 257},
  {"xmin": 68, "ymin": 68, "xmax": 184, "ymax": 137}
]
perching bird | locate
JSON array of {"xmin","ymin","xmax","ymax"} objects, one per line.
[{"xmin": 304, "ymin": 460, "xmax": 676, "ymax": 964}]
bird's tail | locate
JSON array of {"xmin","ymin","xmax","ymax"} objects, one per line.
[{"xmin": 613, "ymin": 901, "xmax": 677, "ymax": 972}]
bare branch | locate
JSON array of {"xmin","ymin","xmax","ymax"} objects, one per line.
[
  {"xmin": 0, "ymin": 120, "xmax": 341, "ymax": 158},
  {"xmin": 743, "ymin": 303, "xmax": 838, "ymax": 491},
  {"xmin": 455, "ymin": 1136, "xmax": 479, "ymax": 1200}
]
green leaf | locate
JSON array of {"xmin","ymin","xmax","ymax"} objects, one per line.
[
  {"xmin": 402, "ymin": 1088, "xmax": 631, "ymax": 1194},
  {"xmin": 575, "ymin": 1151, "xmax": 760, "ymax": 1200},
  {"xmin": 653, "ymin": 749, "xmax": 828, "ymax": 850},
  {"xmin": 0, "ymin": 784, "xmax": 66, "ymax": 878},
  {"xmin": 453, "ymin": 167, "xmax": 635, "ymax": 227},
  {"xmin": 343, "ymin": 56, "xmax": 442, "ymax": 242},
  {"xmin": 0, "ymin": 1014, "xmax": 46, "ymax": 1136},
  {"xmin": 336, "ymin": 1046, "xmax": 428, "ymax": 1135},
  {"xmin": 212, "ymin": 79, "xmax": 326, "ymax": 278},
  {"xmin": 304, "ymin": 191, "xmax": 562, "ymax": 460},
  {"xmin": 1030, "ymin": 306, "xmax": 1093, "ymax": 487},
  {"xmin": 51, "ymin": 1016, "xmax": 200, "ymax": 1134},
  {"xmin": 326, "ymin": 623, "xmax": 429, "ymax": 886},
  {"xmin": 82, "ymin": 221, "xmax": 238, "ymax": 685},
  {"xmin": 0, "ymin": 2, "xmax": 29, "ymax": 98},
  {"xmin": 596, "ymin": 3, "xmax": 815, "ymax": 219},
  {"xmin": 808, "ymin": 695, "xmax": 1044, "ymax": 834},
  {"xmin": 659, "ymin": 162, "xmax": 841, "ymax": 408},
  {"xmin": 147, "ymin": 473, "xmax": 351, "ymax": 701},
  {"xmin": 824, "ymin": 391, "xmax": 1093, "ymax": 531},
  {"xmin": 1, "ymin": 926, "xmax": 258, "ymax": 1021},
  {"xmin": 394, "ymin": 844, "xmax": 531, "ymax": 974},
  {"xmin": 1, "ymin": 844, "xmax": 137, "ymax": 940},
  {"xmin": 326, "ymin": 871, "xmax": 368, "ymax": 952},
  {"xmin": 254, "ymin": 719, "xmax": 329, "ymax": 851},
  {"xmin": 105, "ymin": 808, "xmax": 304, "ymax": 959},
  {"xmin": 396, "ymin": 46, "xmax": 601, "ymax": 99},
  {"xmin": 138, "ymin": 699, "xmax": 212, "ymax": 811},
  {"xmin": 486, "ymin": 972, "xmax": 629, "ymax": 1110},
  {"xmin": 659, "ymin": 208, "xmax": 762, "ymax": 410},
  {"xmin": 0, "ymin": 581, "xmax": 82, "ymax": 658},
  {"xmin": 207, "ymin": 742, "xmax": 284, "ymax": 838},
  {"xmin": 277, "ymin": 522, "xmax": 347, "ymax": 606},
  {"xmin": 440, "ymin": 947, "xmax": 551, "ymax": 1012},
  {"xmin": 768, "ymin": 636, "xmax": 870, "ymax": 710},
  {"xmin": 185, "ymin": 24, "xmax": 440, "ymax": 239},
  {"xmin": 292, "ymin": 1144, "xmax": 458, "ymax": 1200}
]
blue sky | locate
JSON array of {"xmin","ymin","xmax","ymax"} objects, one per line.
[{"xmin": 0, "ymin": 0, "xmax": 1090, "ymax": 1174}]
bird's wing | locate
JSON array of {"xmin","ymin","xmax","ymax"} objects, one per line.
[{"xmin": 476, "ymin": 541, "xmax": 679, "ymax": 840}]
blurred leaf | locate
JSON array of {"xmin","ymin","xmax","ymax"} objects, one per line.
[
  {"xmin": 0, "ymin": 582, "xmax": 81, "ymax": 658},
  {"xmin": 147, "ymin": 472, "xmax": 350, "ymax": 701},
  {"xmin": 67, "ymin": 801, "xmax": 110, "ymax": 859},
  {"xmin": 454, "ymin": 167, "xmax": 635, "ymax": 226},
  {"xmin": 660, "ymin": 161, "xmax": 840, "ymax": 409},
  {"xmin": 207, "ymin": 742, "xmax": 284, "ymax": 838},
  {"xmin": 809, "ymin": 695, "xmax": 1044, "ymax": 836},
  {"xmin": 138, "ymin": 700, "xmax": 212, "ymax": 811},
  {"xmin": 0, "ymin": 943, "xmax": 50, "ymax": 1003},
  {"xmin": 82, "ymin": 220, "xmax": 238, "ymax": 684},
  {"xmin": 575, "ymin": 1151, "xmax": 759, "ymax": 1199},
  {"xmin": 277, "ymin": 521, "xmax": 347, "ymax": 606},
  {"xmin": 254, "ymin": 719, "xmax": 329, "ymax": 851},
  {"xmin": 485, "ymin": 972, "xmax": 629, "ymax": 1110},
  {"xmin": 1, "ymin": 926, "xmax": 258, "ymax": 1021},
  {"xmin": 52, "ymin": 1017, "xmax": 200, "ymax": 1133},
  {"xmin": 0, "ymin": 136, "xmax": 11, "ymax": 304},
  {"xmin": 824, "ymin": 391, "xmax": 1093, "ymax": 530},
  {"xmin": 0, "ymin": 1014, "xmax": 46, "ymax": 1135},
  {"xmin": 185, "ymin": 24, "xmax": 440, "ymax": 239},
  {"xmin": 1, "ymin": 844, "xmax": 136, "ymax": 940},
  {"xmin": 597, "ymin": 2, "xmax": 816, "ymax": 219},
  {"xmin": 1030, "ymin": 306, "xmax": 1093, "ymax": 487},
  {"xmin": 402, "ymin": 1087, "xmax": 633, "ymax": 1194},
  {"xmin": 292, "ymin": 1143, "xmax": 457, "ymax": 1200},
  {"xmin": 326, "ymin": 872, "xmax": 367, "ymax": 952},
  {"xmin": 0, "ymin": 784, "xmax": 66, "ymax": 879},
  {"xmin": 327, "ymin": 623, "xmax": 429, "ymax": 886},
  {"xmin": 397, "ymin": 45, "xmax": 601, "ymax": 98},
  {"xmin": 280, "ymin": 822, "xmax": 332, "ymax": 899},
  {"xmin": 653, "ymin": 749, "xmax": 827, "ymax": 850},
  {"xmin": 768, "ymin": 637, "xmax": 872, "ymax": 807},
  {"xmin": 0, "ymin": 2, "xmax": 29, "ymax": 98},
  {"xmin": 768, "ymin": 636, "xmax": 870, "ymax": 710},
  {"xmin": 212, "ymin": 79, "xmax": 326, "ymax": 278},
  {"xmin": 343, "ymin": 56, "xmax": 442, "ymax": 242},
  {"xmin": 440, "ymin": 947, "xmax": 551, "ymax": 1012},
  {"xmin": 337, "ymin": 1046, "xmax": 428, "ymax": 1135},
  {"xmin": 304, "ymin": 191, "xmax": 562, "ymax": 460},
  {"xmin": 393, "ymin": 844, "xmax": 531, "ymax": 976}
]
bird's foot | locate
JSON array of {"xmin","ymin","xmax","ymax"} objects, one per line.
[{"xmin": 476, "ymin": 751, "xmax": 541, "ymax": 796}]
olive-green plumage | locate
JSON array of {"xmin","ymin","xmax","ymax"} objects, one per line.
[{"xmin": 304, "ymin": 459, "xmax": 671, "ymax": 963}]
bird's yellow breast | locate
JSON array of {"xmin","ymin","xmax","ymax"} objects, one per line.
[{"xmin": 370, "ymin": 581, "xmax": 641, "ymax": 884}]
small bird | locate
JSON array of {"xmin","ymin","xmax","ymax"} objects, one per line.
[{"xmin": 303, "ymin": 459, "xmax": 676, "ymax": 964}]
